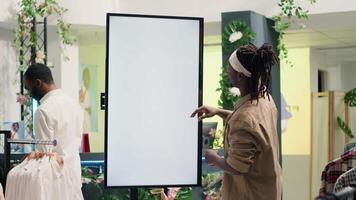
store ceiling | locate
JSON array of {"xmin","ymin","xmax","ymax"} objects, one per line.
[{"xmin": 284, "ymin": 11, "xmax": 356, "ymax": 64}]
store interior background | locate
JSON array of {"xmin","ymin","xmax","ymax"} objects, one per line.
[{"xmin": 1, "ymin": 0, "xmax": 356, "ymax": 199}]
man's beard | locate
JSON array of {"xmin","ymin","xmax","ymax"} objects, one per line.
[{"xmin": 31, "ymin": 87, "xmax": 44, "ymax": 102}]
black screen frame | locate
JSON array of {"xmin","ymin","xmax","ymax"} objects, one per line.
[{"xmin": 104, "ymin": 13, "xmax": 204, "ymax": 189}]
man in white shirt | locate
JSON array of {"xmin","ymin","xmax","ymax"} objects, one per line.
[{"xmin": 24, "ymin": 63, "xmax": 84, "ymax": 200}]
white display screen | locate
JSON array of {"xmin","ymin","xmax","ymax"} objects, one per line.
[{"xmin": 105, "ymin": 14, "xmax": 203, "ymax": 187}]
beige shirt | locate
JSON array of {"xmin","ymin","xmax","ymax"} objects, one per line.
[{"xmin": 222, "ymin": 94, "xmax": 282, "ymax": 200}]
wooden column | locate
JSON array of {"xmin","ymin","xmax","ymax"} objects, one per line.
[{"xmin": 328, "ymin": 91, "xmax": 335, "ymax": 161}]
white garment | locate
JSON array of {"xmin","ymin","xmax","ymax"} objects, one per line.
[
  {"xmin": 5, "ymin": 157, "xmax": 30, "ymax": 200},
  {"xmin": 5, "ymin": 156, "xmax": 70, "ymax": 200},
  {"xmin": 35, "ymin": 89, "xmax": 84, "ymax": 199}
]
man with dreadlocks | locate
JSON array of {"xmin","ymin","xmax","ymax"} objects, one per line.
[{"xmin": 191, "ymin": 43, "xmax": 282, "ymax": 199}]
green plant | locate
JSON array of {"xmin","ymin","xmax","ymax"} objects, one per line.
[
  {"xmin": 202, "ymin": 172, "xmax": 223, "ymax": 199},
  {"xmin": 221, "ymin": 20, "xmax": 256, "ymax": 54},
  {"xmin": 210, "ymin": 130, "xmax": 224, "ymax": 149},
  {"xmin": 337, "ymin": 116, "xmax": 354, "ymax": 139},
  {"xmin": 81, "ymin": 172, "xmax": 193, "ymax": 200},
  {"xmin": 217, "ymin": 20, "xmax": 255, "ymax": 110},
  {"xmin": 337, "ymin": 88, "xmax": 356, "ymax": 138},
  {"xmin": 273, "ymin": 0, "xmax": 317, "ymax": 67},
  {"xmin": 138, "ymin": 189, "xmax": 159, "ymax": 200},
  {"xmin": 14, "ymin": 0, "xmax": 74, "ymax": 137},
  {"xmin": 217, "ymin": 64, "xmax": 240, "ymax": 110},
  {"xmin": 82, "ymin": 167, "xmax": 130, "ymax": 200},
  {"xmin": 174, "ymin": 188, "xmax": 193, "ymax": 200},
  {"xmin": 344, "ymin": 88, "xmax": 356, "ymax": 107}
]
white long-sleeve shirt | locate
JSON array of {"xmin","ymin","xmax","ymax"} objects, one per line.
[{"xmin": 34, "ymin": 89, "xmax": 83, "ymax": 199}]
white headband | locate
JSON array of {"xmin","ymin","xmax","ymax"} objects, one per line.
[{"xmin": 228, "ymin": 50, "xmax": 252, "ymax": 78}]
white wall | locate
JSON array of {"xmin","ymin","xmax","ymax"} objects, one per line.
[
  {"xmin": 2, "ymin": 0, "xmax": 356, "ymax": 26},
  {"xmin": 116, "ymin": 0, "xmax": 279, "ymax": 22},
  {"xmin": 341, "ymin": 62, "xmax": 356, "ymax": 91},
  {"xmin": 310, "ymin": 48, "xmax": 326, "ymax": 92},
  {"xmin": 311, "ymin": 48, "xmax": 356, "ymax": 93},
  {"xmin": 0, "ymin": 28, "xmax": 20, "ymax": 124},
  {"xmin": 59, "ymin": 0, "xmax": 120, "ymax": 26},
  {"xmin": 0, "ymin": 0, "xmax": 120, "ymax": 27},
  {"xmin": 47, "ymin": 28, "xmax": 62, "ymax": 87},
  {"xmin": 47, "ymin": 28, "xmax": 80, "ymax": 100},
  {"xmin": 327, "ymin": 65, "xmax": 342, "ymax": 91},
  {"xmin": 310, "ymin": 48, "xmax": 346, "ymax": 92},
  {"xmin": 117, "ymin": 0, "xmax": 356, "ymax": 22}
]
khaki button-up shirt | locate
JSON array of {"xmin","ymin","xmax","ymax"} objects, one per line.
[{"xmin": 222, "ymin": 94, "xmax": 282, "ymax": 200}]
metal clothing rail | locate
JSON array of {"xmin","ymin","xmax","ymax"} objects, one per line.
[{"xmin": 8, "ymin": 139, "xmax": 57, "ymax": 146}]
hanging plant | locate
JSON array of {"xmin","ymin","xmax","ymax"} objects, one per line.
[
  {"xmin": 14, "ymin": 0, "xmax": 74, "ymax": 138},
  {"xmin": 344, "ymin": 88, "xmax": 356, "ymax": 107},
  {"xmin": 14, "ymin": 0, "xmax": 74, "ymax": 67},
  {"xmin": 273, "ymin": 0, "xmax": 317, "ymax": 67},
  {"xmin": 222, "ymin": 20, "xmax": 256, "ymax": 55},
  {"xmin": 337, "ymin": 116, "xmax": 354, "ymax": 139},
  {"xmin": 337, "ymin": 88, "xmax": 356, "ymax": 138}
]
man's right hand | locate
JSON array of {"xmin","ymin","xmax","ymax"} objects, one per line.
[{"xmin": 190, "ymin": 105, "xmax": 219, "ymax": 120}]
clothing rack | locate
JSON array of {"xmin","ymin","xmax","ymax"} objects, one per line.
[
  {"xmin": 316, "ymin": 185, "xmax": 356, "ymax": 200},
  {"xmin": 0, "ymin": 130, "xmax": 56, "ymax": 185},
  {"xmin": 0, "ymin": 130, "xmax": 11, "ymax": 186},
  {"xmin": 8, "ymin": 139, "xmax": 57, "ymax": 146}
]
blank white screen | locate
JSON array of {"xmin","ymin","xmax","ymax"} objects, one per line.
[{"xmin": 106, "ymin": 15, "xmax": 201, "ymax": 187}]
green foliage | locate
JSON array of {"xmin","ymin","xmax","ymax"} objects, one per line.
[
  {"xmin": 202, "ymin": 172, "xmax": 223, "ymax": 199},
  {"xmin": 211, "ymin": 129, "xmax": 224, "ymax": 149},
  {"xmin": 138, "ymin": 189, "xmax": 159, "ymax": 200},
  {"xmin": 277, "ymin": 0, "xmax": 309, "ymax": 18},
  {"xmin": 15, "ymin": 0, "xmax": 74, "ymax": 66},
  {"xmin": 337, "ymin": 116, "xmax": 354, "ymax": 139},
  {"xmin": 273, "ymin": 0, "xmax": 317, "ymax": 67},
  {"xmin": 98, "ymin": 195, "xmax": 120, "ymax": 200},
  {"xmin": 81, "ymin": 167, "xmax": 130, "ymax": 200},
  {"xmin": 174, "ymin": 188, "xmax": 192, "ymax": 200},
  {"xmin": 222, "ymin": 20, "xmax": 256, "ymax": 54},
  {"xmin": 337, "ymin": 88, "xmax": 356, "ymax": 138},
  {"xmin": 81, "ymin": 176, "xmax": 192, "ymax": 200},
  {"xmin": 344, "ymin": 88, "xmax": 356, "ymax": 107},
  {"xmin": 217, "ymin": 63, "xmax": 240, "ymax": 110}
]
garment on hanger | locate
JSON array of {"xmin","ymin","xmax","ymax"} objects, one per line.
[
  {"xmin": 334, "ymin": 167, "xmax": 356, "ymax": 193},
  {"xmin": 5, "ymin": 153, "xmax": 70, "ymax": 200},
  {"xmin": 319, "ymin": 149, "xmax": 356, "ymax": 195}
]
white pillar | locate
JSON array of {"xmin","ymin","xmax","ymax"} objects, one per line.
[
  {"xmin": 47, "ymin": 28, "xmax": 79, "ymax": 101},
  {"xmin": 60, "ymin": 43, "xmax": 80, "ymax": 101},
  {"xmin": 0, "ymin": 28, "xmax": 20, "ymax": 123}
]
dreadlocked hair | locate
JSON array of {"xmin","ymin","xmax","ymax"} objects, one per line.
[{"xmin": 235, "ymin": 43, "xmax": 279, "ymax": 102}]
